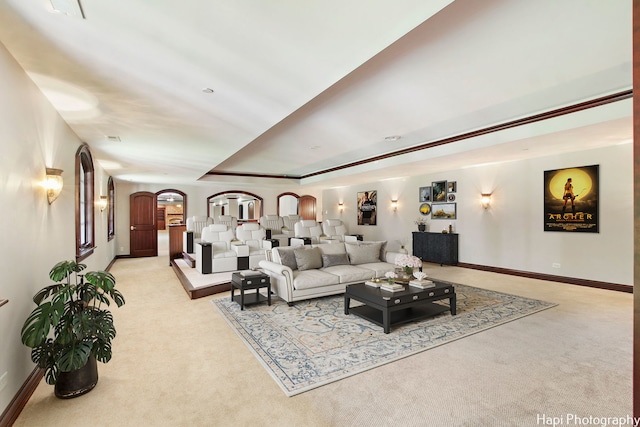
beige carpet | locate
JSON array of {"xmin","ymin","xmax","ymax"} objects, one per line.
[{"xmin": 14, "ymin": 255, "xmax": 633, "ymax": 426}]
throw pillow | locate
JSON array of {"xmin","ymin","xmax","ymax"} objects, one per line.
[
  {"xmin": 294, "ymin": 246, "xmax": 323, "ymax": 271},
  {"xmin": 345, "ymin": 242, "xmax": 382, "ymax": 264},
  {"xmin": 359, "ymin": 240, "xmax": 388, "ymax": 261},
  {"xmin": 276, "ymin": 247, "xmax": 298, "ymax": 270},
  {"xmin": 321, "ymin": 253, "xmax": 350, "ymax": 268}
]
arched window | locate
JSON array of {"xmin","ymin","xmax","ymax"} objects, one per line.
[
  {"xmin": 76, "ymin": 144, "xmax": 95, "ymax": 260},
  {"xmin": 107, "ymin": 176, "xmax": 115, "ymax": 241}
]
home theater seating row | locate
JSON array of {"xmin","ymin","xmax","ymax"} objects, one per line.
[{"xmin": 183, "ymin": 215, "xmax": 361, "ymax": 277}]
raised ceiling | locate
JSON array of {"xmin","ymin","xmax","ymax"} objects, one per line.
[{"xmin": 0, "ymin": 0, "xmax": 632, "ymax": 189}]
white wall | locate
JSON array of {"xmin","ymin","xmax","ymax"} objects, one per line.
[
  {"xmin": 0, "ymin": 41, "xmax": 116, "ymax": 414},
  {"xmin": 322, "ymin": 144, "xmax": 633, "ymax": 286}
]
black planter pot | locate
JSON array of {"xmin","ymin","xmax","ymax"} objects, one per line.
[
  {"xmin": 54, "ymin": 356, "xmax": 99, "ymax": 399},
  {"xmin": 418, "ymin": 224, "xmax": 426, "ymax": 232}
]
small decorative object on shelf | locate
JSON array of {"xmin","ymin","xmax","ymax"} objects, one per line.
[
  {"xmin": 415, "ymin": 217, "xmax": 427, "ymax": 232},
  {"xmin": 413, "ymin": 271, "xmax": 428, "ymax": 281},
  {"xmin": 395, "ymin": 254, "xmax": 422, "ymax": 277},
  {"xmin": 449, "ymin": 223, "xmax": 453, "ymax": 234}
]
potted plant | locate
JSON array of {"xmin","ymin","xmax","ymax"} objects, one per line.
[
  {"xmin": 415, "ymin": 217, "xmax": 427, "ymax": 232},
  {"xmin": 21, "ymin": 260, "xmax": 125, "ymax": 398}
]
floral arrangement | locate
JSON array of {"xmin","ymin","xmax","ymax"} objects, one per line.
[
  {"xmin": 395, "ymin": 254, "xmax": 422, "ymax": 275},
  {"xmin": 415, "ymin": 217, "xmax": 427, "ymax": 225},
  {"xmin": 384, "ymin": 271, "xmax": 398, "ymax": 284}
]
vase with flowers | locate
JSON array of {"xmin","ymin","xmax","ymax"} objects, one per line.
[
  {"xmin": 395, "ymin": 254, "xmax": 422, "ymax": 278},
  {"xmin": 415, "ymin": 218, "xmax": 427, "ymax": 232},
  {"xmin": 384, "ymin": 271, "xmax": 398, "ymax": 285}
]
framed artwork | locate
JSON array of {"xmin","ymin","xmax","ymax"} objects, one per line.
[
  {"xmin": 357, "ymin": 190, "xmax": 377, "ymax": 225},
  {"xmin": 431, "ymin": 181, "xmax": 447, "ymax": 202},
  {"xmin": 543, "ymin": 165, "xmax": 599, "ymax": 233},
  {"xmin": 419, "ymin": 203, "xmax": 431, "ymax": 215},
  {"xmin": 431, "ymin": 203, "xmax": 456, "ymax": 219},
  {"xmin": 448, "ymin": 181, "xmax": 457, "ymax": 193},
  {"xmin": 419, "ymin": 186, "xmax": 431, "ymax": 202}
]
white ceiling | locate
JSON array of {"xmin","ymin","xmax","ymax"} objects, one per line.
[{"xmin": 0, "ymin": 0, "xmax": 632, "ymax": 190}]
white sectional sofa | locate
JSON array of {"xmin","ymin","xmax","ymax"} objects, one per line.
[{"xmin": 258, "ymin": 241, "xmax": 403, "ymax": 305}]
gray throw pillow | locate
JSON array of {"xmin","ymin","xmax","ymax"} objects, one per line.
[
  {"xmin": 277, "ymin": 247, "xmax": 298, "ymax": 270},
  {"xmin": 359, "ymin": 240, "xmax": 388, "ymax": 261},
  {"xmin": 294, "ymin": 247, "xmax": 323, "ymax": 271},
  {"xmin": 345, "ymin": 242, "xmax": 382, "ymax": 264},
  {"xmin": 321, "ymin": 253, "xmax": 350, "ymax": 268}
]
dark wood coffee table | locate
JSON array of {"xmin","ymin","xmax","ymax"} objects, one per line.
[{"xmin": 344, "ymin": 281, "xmax": 456, "ymax": 333}]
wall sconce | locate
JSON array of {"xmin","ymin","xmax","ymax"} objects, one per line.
[
  {"xmin": 481, "ymin": 193, "xmax": 492, "ymax": 209},
  {"xmin": 338, "ymin": 202, "xmax": 344, "ymax": 212},
  {"xmin": 97, "ymin": 195, "xmax": 108, "ymax": 212},
  {"xmin": 44, "ymin": 168, "xmax": 63, "ymax": 204},
  {"xmin": 391, "ymin": 200, "xmax": 398, "ymax": 211}
]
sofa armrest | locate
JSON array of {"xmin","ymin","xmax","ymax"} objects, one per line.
[
  {"xmin": 259, "ymin": 260, "xmax": 292, "ymax": 277},
  {"xmin": 258, "ymin": 260, "xmax": 295, "ymax": 302}
]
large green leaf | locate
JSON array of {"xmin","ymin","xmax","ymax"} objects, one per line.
[
  {"xmin": 43, "ymin": 363, "xmax": 60, "ymax": 385},
  {"xmin": 21, "ymin": 300, "xmax": 63, "ymax": 348},
  {"xmin": 93, "ymin": 339, "xmax": 112, "ymax": 363},
  {"xmin": 57, "ymin": 340, "xmax": 92, "ymax": 372},
  {"xmin": 33, "ymin": 284, "xmax": 65, "ymax": 305},
  {"xmin": 49, "ymin": 260, "xmax": 85, "ymax": 282},
  {"xmin": 84, "ymin": 271, "xmax": 116, "ymax": 292}
]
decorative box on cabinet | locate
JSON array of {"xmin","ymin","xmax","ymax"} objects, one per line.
[{"xmin": 412, "ymin": 232, "xmax": 458, "ymax": 266}]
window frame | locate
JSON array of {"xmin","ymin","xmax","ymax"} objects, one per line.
[
  {"xmin": 107, "ymin": 176, "xmax": 115, "ymax": 241},
  {"xmin": 76, "ymin": 144, "xmax": 95, "ymax": 261}
]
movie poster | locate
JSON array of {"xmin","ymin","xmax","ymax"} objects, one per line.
[
  {"xmin": 543, "ymin": 165, "xmax": 599, "ymax": 233},
  {"xmin": 357, "ymin": 190, "xmax": 377, "ymax": 225}
]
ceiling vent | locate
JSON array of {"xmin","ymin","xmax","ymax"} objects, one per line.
[{"xmin": 106, "ymin": 136, "xmax": 121, "ymax": 142}]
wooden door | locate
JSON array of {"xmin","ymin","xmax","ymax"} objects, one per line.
[
  {"xmin": 298, "ymin": 195, "xmax": 317, "ymax": 220},
  {"xmin": 130, "ymin": 192, "xmax": 157, "ymax": 257}
]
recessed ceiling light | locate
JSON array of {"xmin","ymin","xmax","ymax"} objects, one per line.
[
  {"xmin": 310, "ymin": 145, "xmax": 321, "ymax": 150},
  {"xmin": 384, "ymin": 135, "xmax": 401, "ymax": 141},
  {"xmin": 202, "ymin": 88, "xmax": 214, "ymax": 93}
]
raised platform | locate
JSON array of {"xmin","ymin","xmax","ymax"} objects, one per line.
[{"xmin": 171, "ymin": 258, "xmax": 232, "ymax": 299}]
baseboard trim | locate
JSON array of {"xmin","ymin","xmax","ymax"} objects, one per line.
[
  {"xmin": 456, "ymin": 262, "xmax": 632, "ymax": 293},
  {"xmin": 0, "ymin": 368, "xmax": 43, "ymax": 427}
]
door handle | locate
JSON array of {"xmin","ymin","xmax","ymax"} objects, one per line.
[{"xmin": 130, "ymin": 226, "xmax": 136, "ymax": 231}]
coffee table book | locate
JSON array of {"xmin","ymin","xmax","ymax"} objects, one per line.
[
  {"xmin": 365, "ymin": 280, "xmax": 382, "ymax": 288},
  {"xmin": 380, "ymin": 283, "xmax": 405, "ymax": 292},
  {"xmin": 409, "ymin": 279, "xmax": 436, "ymax": 289}
]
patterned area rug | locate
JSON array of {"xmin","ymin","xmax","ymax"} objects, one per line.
[{"xmin": 212, "ymin": 282, "xmax": 556, "ymax": 396}]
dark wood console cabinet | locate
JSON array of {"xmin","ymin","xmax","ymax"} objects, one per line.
[
  {"xmin": 412, "ymin": 232, "xmax": 458, "ymax": 266},
  {"xmin": 169, "ymin": 224, "xmax": 186, "ymax": 263}
]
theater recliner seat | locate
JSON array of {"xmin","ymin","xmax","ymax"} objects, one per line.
[
  {"xmin": 322, "ymin": 219, "xmax": 358, "ymax": 242},
  {"xmin": 196, "ymin": 224, "xmax": 238, "ymax": 274},
  {"xmin": 259, "ymin": 214, "xmax": 288, "ymax": 246},
  {"xmin": 291, "ymin": 220, "xmax": 326, "ymax": 246},
  {"xmin": 183, "ymin": 216, "xmax": 214, "ymax": 254},
  {"xmin": 234, "ymin": 223, "xmax": 270, "ymax": 269},
  {"xmin": 214, "ymin": 215, "xmax": 238, "ymax": 234}
]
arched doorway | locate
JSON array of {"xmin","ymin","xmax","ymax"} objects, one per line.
[
  {"xmin": 156, "ymin": 189, "xmax": 187, "ymax": 257},
  {"xmin": 207, "ymin": 191, "xmax": 263, "ymax": 222}
]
